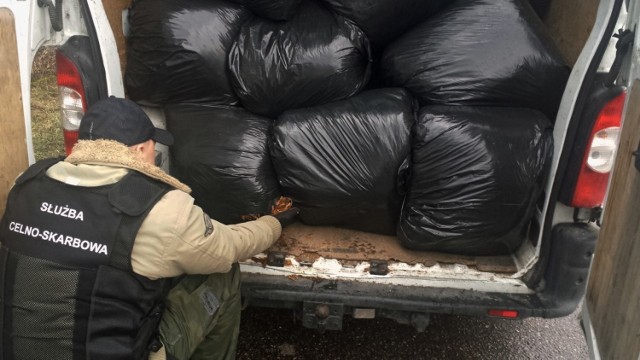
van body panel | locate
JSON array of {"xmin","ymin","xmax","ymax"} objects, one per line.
[{"xmin": 85, "ymin": 0, "xmax": 123, "ymax": 96}]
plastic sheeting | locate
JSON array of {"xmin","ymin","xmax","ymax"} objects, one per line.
[
  {"xmin": 226, "ymin": 0, "xmax": 301, "ymax": 20},
  {"xmin": 398, "ymin": 106, "xmax": 553, "ymax": 255},
  {"xmin": 528, "ymin": 0, "xmax": 551, "ymax": 17},
  {"xmin": 271, "ymin": 89, "xmax": 415, "ymax": 235},
  {"xmin": 166, "ymin": 104, "xmax": 280, "ymax": 224},
  {"xmin": 318, "ymin": 0, "xmax": 449, "ymax": 47},
  {"xmin": 125, "ymin": 0, "xmax": 251, "ymax": 105},
  {"xmin": 381, "ymin": 0, "xmax": 570, "ymax": 120},
  {"xmin": 229, "ymin": 1, "xmax": 372, "ymax": 117}
]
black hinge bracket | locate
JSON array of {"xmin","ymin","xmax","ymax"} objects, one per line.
[
  {"xmin": 37, "ymin": 0, "xmax": 63, "ymax": 32},
  {"xmin": 369, "ymin": 260, "xmax": 389, "ymax": 275},
  {"xmin": 605, "ymin": 29, "xmax": 635, "ymax": 86},
  {"xmin": 266, "ymin": 252, "xmax": 286, "ymax": 267},
  {"xmin": 633, "ymin": 149, "xmax": 640, "ymax": 171}
]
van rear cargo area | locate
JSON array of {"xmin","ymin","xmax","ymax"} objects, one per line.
[
  {"xmin": 99, "ymin": 0, "xmax": 601, "ymax": 285},
  {"xmin": 268, "ymin": 223, "xmax": 517, "ymax": 274}
]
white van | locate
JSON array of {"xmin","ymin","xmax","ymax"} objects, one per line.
[{"xmin": 0, "ymin": 0, "xmax": 638, "ymax": 358}]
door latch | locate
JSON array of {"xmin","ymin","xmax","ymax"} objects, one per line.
[{"xmin": 633, "ymin": 149, "xmax": 640, "ymax": 171}]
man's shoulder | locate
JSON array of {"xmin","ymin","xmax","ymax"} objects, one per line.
[
  {"xmin": 46, "ymin": 161, "xmax": 129, "ymax": 187},
  {"xmin": 156, "ymin": 188, "xmax": 195, "ymax": 207},
  {"xmin": 146, "ymin": 189, "xmax": 198, "ymax": 231}
]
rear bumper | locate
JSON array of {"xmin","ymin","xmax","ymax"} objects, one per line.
[
  {"xmin": 241, "ymin": 223, "xmax": 597, "ymax": 320},
  {"xmin": 243, "ymin": 271, "xmax": 559, "ymax": 320}
]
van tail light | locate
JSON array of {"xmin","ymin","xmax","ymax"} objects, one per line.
[
  {"xmin": 570, "ymin": 91, "xmax": 626, "ymax": 208},
  {"xmin": 488, "ymin": 309, "xmax": 519, "ymax": 319},
  {"xmin": 56, "ymin": 50, "xmax": 87, "ymax": 155}
]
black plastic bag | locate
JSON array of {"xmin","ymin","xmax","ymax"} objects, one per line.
[
  {"xmin": 271, "ymin": 88, "xmax": 415, "ymax": 235},
  {"xmin": 226, "ymin": 0, "xmax": 301, "ymax": 20},
  {"xmin": 528, "ymin": 0, "xmax": 551, "ymax": 17},
  {"xmin": 125, "ymin": 0, "xmax": 251, "ymax": 105},
  {"xmin": 318, "ymin": 0, "xmax": 449, "ymax": 48},
  {"xmin": 166, "ymin": 104, "xmax": 280, "ymax": 224},
  {"xmin": 398, "ymin": 106, "xmax": 553, "ymax": 255},
  {"xmin": 381, "ymin": 0, "xmax": 570, "ymax": 120},
  {"xmin": 229, "ymin": 1, "xmax": 372, "ymax": 117}
]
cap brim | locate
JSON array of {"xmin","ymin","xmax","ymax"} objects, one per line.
[{"xmin": 153, "ymin": 128, "xmax": 174, "ymax": 146}]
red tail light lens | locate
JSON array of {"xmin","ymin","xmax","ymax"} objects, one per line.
[
  {"xmin": 488, "ymin": 309, "xmax": 519, "ymax": 319},
  {"xmin": 570, "ymin": 91, "xmax": 626, "ymax": 208},
  {"xmin": 56, "ymin": 51, "xmax": 87, "ymax": 155}
]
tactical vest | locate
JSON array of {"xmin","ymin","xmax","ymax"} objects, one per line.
[{"xmin": 0, "ymin": 158, "xmax": 173, "ymax": 360}]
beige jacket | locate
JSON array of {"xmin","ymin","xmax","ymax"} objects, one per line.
[{"xmin": 46, "ymin": 139, "xmax": 281, "ymax": 279}]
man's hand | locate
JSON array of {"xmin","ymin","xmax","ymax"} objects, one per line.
[{"xmin": 273, "ymin": 207, "xmax": 300, "ymax": 228}]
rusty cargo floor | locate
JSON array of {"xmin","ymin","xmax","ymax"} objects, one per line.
[{"xmin": 267, "ymin": 223, "xmax": 517, "ymax": 274}]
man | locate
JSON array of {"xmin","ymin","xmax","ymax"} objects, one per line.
[{"xmin": 0, "ymin": 97, "xmax": 297, "ymax": 360}]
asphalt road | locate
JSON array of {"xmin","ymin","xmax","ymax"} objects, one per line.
[{"xmin": 236, "ymin": 304, "xmax": 588, "ymax": 359}]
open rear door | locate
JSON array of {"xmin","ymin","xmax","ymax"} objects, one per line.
[
  {"xmin": 0, "ymin": 0, "xmax": 59, "ymax": 217},
  {"xmin": 583, "ymin": 3, "xmax": 640, "ymax": 358},
  {"xmin": 0, "ymin": 2, "xmax": 31, "ymax": 217}
]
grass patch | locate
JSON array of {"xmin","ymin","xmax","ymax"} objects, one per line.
[{"xmin": 31, "ymin": 46, "xmax": 65, "ymax": 161}]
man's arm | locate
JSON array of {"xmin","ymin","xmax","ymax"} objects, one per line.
[{"xmin": 131, "ymin": 190, "xmax": 283, "ymax": 279}]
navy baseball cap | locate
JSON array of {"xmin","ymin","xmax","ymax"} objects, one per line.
[{"xmin": 78, "ymin": 97, "xmax": 174, "ymax": 146}]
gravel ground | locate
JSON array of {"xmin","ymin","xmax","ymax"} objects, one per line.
[{"xmin": 237, "ymin": 303, "xmax": 588, "ymax": 359}]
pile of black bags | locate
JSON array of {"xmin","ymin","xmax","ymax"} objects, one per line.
[
  {"xmin": 271, "ymin": 89, "xmax": 415, "ymax": 235},
  {"xmin": 125, "ymin": 0, "xmax": 250, "ymax": 105},
  {"xmin": 166, "ymin": 104, "xmax": 280, "ymax": 224},
  {"xmin": 381, "ymin": 0, "xmax": 569, "ymax": 120},
  {"xmin": 229, "ymin": 0, "xmax": 371, "ymax": 117},
  {"xmin": 126, "ymin": 0, "xmax": 567, "ymax": 255},
  {"xmin": 225, "ymin": 0, "xmax": 301, "ymax": 21},
  {"xmin": 318, "ymin": 0, "xmax": 449, "ymax": 48},
  {"xmin": 399, "ymin": 107, "xmax": 553, "ymax": 255}
]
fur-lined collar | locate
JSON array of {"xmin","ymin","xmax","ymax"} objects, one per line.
[{"xmin": 66, "ymin": 140, "xmax": 191, "ymax": 193}]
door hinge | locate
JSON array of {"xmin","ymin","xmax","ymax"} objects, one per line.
[
  {"xmin": 37, "ymin": 0, "xmax": 63, "ymax": 32},
  {"xmin": 605, "ymin": 29, "xmax": 635, "ymax": 86}
]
